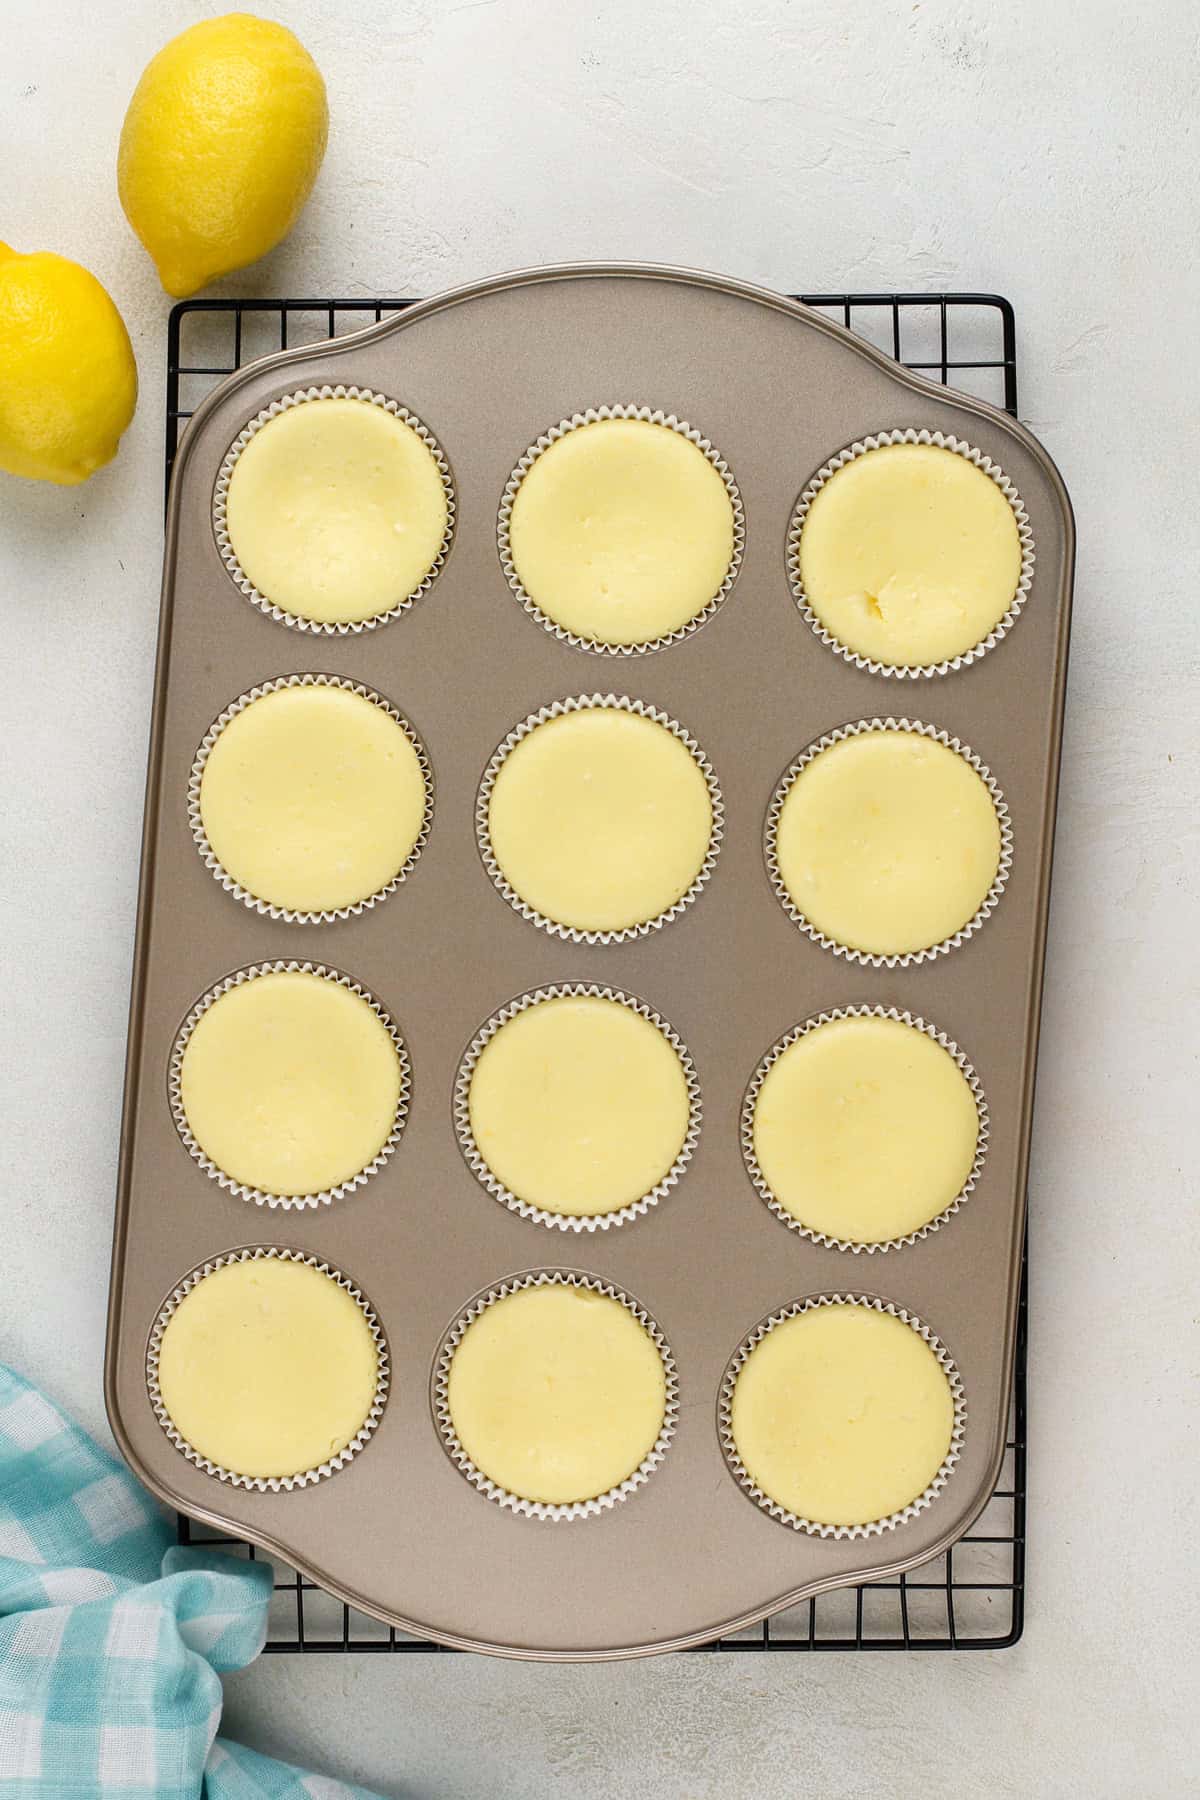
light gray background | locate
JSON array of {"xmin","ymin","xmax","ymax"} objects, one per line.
[{"xmin": 1, "ymin": 2, "xmax": 1196, "ymax": 1796}]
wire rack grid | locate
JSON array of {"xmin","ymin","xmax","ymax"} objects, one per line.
[{"xmin": 167, "ymin": 290, "xmax": 1027, "ymax": 1653}]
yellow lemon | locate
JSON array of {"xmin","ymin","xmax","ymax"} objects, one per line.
[
  {"xmin": 0, "ymin": 245, "xmax": 137, "ymax": 486},
  {"xmin": 118, "ymin": 14, "xmax": 328, "ymax": 299}
]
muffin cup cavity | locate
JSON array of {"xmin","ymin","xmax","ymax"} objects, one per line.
[
  {"xmin": 718, "ymin": 1293, "xmax": 966, "ymax": 1539},
  {"xmin": 188, "ymin": 673, "xmax": 434, "ymax": 925},
  {"xmin": 169, "ymin": 960, "xmax": 410, "ymax": 1210},
  {"xmin": 432, "ymin": 1270, "xmax": 679, "ymax": 1521},
  {"xmin": 476, "ymin": 693, "xmax": 724, "ymax": 945},
  {"xmin": 213, "ymin": 384, "xmax": 456, "ymax": 635},
  {"xmin": 147, "ymin": 1245, "xmax": 389, "ymax": 1493},
  {"xmin": 454, "ymin": 983, "xmax": 702, "ymax": 1232},
  {"xmin": 497, "ymin": 404, "xmax": 745, "ymax": 656},
  {"xmin": 786, "ymin": 426, "xmax": 1035, "ymax": 677},
  {"xmin": 741, "ymin": 1004, "xmax": 989, "ymax": 1253},
  {"xmin": 764, "ymin": 715, "xmax": 1013, "ymax": 968}
]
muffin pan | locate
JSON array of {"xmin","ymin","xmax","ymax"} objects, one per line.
[{"xmin": 106, "ymin": 263, "xmax": 1074, "ymax": 1660}]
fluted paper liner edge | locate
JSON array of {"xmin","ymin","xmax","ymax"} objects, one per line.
[
  {"xmin": 169, "ymin": 960, "xmax": 410, "ymax": 1209},
  {"xmin": 433, "ymin": 1270, "xmax": 678, "ymax": 1520},
  {"xmin": 719, "ymin": 1293, "xmax": 966, "ymax": 1538},
  {"xmin": 188, "ymin": 673, "xmax": 433, "ymax": 924},
  {"xmin": 147, "ymin": 1245, "xmax": 389, "ymax": 1493},
  {"xmin": 477, "ymin": 694, "xmax": 724, "ymax": 944},
  {"xmin": 212, "ymin": 384, "xmax": 455, "ymax": 635},
  {"xmin": 497, "ymin": 404, "xmax": 745, "ymax": 656},
  {"xmin": 764, "ymin": 716, "xmax": 1012, "ymax": 967},
  {"xmin": 740, "ymin": 1004, "xmax": 989, "ymax": 1253},
  {"xmin": 786, "ymin": 426, "xmax": 1035, "ymax": 678},
  {"xmin": 454, "ymin": 983, "xmax": 701, "ymax": 1232}
]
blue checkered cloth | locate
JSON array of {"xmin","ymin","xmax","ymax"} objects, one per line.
[{"xmin": 0, "ymin": 1364, "xmax": 381, "ymax": 1799}]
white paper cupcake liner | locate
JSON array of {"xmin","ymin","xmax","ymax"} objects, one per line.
[
  {"xmin": 212, "ymin": 384, "xmax": 456, "ymax": 635},
  {"xmin": 169, "ymin": 960, "xmax": 410, "ymax": 1210},
  {"xmin": 786, "ymin": 427, "xmax": 1036, "ymax": 677},
  {"xmin": 453, "ymin": 983, "xmax": 702, "ymax": 1232},
  {"xmin": 718, "ymin": 1293, "xmax": 966, "ymax": 1539},
  {"xmin": 188, "ymin": 673, "xmax": 434, "ymax": 925},
  {"xmin": 147, "ymin": 1245, "xmax": 389, "ymax": 1493},
  {"xmin": 764, "ymin": 716, "xmax": 1013, "ymax": 968},
  {"xmin": 432, "ymin": 1270, "xmax": 679, "ymax": 1520},
  {"xmin": 476, "ymin": 694, "xmax": 724, "ymax": 945},
  {"xmin": 740, "ymin": 1004, "xmax": 989, "ymax": 1253},
  {"xmin": 497, "ymin": 404, "xmax": 746, "ymax": 656}
]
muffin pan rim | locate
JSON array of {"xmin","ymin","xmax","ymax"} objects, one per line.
[
  {"xmin": 717, "ymin": 1291, "xmax": 967, "ymax": 1539},
  {"xmin": 188, "ymin": 671, "xmax": 435, "ymax": 924},
  {"xmin": 431, "ymin": 1267, "xmax": 679, "ymax": 1521},
  {"xmin": 740, "ymin": 1003, "xmax": 989, "ymax": 1254},
  {"xmin": 475, "ymin": 691, "xmax": 725, "ymax": 944},
  {"xmin": 212, "ymin": 382, "xmax": 457, "ymax": 635},
  {"xmin": 496, "ymin": 402, "xmax": 746, "ymax": 656},
  {"xmin": 146, "ymin": 1244, "xmax": 390, "ymax": 1493},
  {"xmin": 785, "ymin": 425, "xmax": 1036, "ymax": 678},
  {"xmin": 168, "ymin": 959, "xmax": 411, "ymax": 1209},
  {"xmin": 764, "ymin": 714, "xmax": 1014, "ymax": 966},
  {"xmin": 453, "ymin": 981, "xmax": 702, "ymax": 1233}
]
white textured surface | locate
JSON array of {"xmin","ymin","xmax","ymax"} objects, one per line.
[{"xmin": 2, "ymin": 1, "xmax": 1197, "ymax": 1795}]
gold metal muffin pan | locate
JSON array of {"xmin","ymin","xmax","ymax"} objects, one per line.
[{"xmin": 107, "ymin": 263, "xmax": 1074, "ymax": 1659}]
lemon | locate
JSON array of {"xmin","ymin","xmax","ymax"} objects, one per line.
[
  {"xmin": 0, "ymin": 245, "xmax": 137, "ymax": 486},
  {"xmin": 118, "ymin": 14, "xmax": 328, "ymax": 299}
]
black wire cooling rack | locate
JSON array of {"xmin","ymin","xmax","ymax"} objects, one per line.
[{"xmin": 167, "ymin": 290, "xmax": 1027, "ymax": 1653}]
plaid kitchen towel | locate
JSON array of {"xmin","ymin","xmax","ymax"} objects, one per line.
[{"xmin": 0, "ymin": 1364, "xmax": 381, "ymax": 1799}]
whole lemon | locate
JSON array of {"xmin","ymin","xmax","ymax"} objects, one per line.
[
  {"xmin": 0, "ymin": 245, "xmax": 138, "ymax": 485},
  {"xmin": 118, "ymin": 14, "xmax": 328, "ymax": 299}
]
